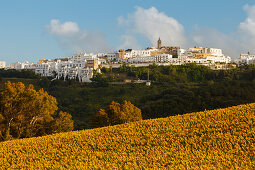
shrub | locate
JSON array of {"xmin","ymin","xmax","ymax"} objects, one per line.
[{"xmin": 91, "ymin": 100, "xmax": 142, "ymax": 128}]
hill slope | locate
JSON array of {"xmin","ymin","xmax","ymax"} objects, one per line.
[{"xmin": 0, "ymin": 103, "xmax": 254, "ymax": 169}]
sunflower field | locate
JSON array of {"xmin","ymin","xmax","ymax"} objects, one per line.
[{"xmin": 0, "ymin": 103, "xmax": 254, "ymax": 169}]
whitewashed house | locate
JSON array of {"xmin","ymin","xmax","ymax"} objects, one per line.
[{"xmin": 0, "ymin": 61, "xmax": 6, "ymax": 68}]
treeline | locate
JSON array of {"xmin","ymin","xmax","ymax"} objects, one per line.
[
  {"xmin": 99, "ymin": 64, "xmax": 255, "ymax": 83},
  {"xmin": 0, "ymin": 69, "xmax": 39, "ymax": 80},
  {"xmin": 141, "ymin": 80, "xmax": 255, "ymax": 119}
]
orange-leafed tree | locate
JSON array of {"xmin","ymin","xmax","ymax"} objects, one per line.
[
  {"xmin": 0, "ymin": 81, "xmax": 73, "ymax": 141},
  {"xmin": 91, "ymin": 100, "xmax": 142, "ymax": 128},
  {"xmin": 54, "ymin": 111, "xmax": 74, "ymax": 133}
]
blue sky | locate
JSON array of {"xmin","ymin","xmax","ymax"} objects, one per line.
[{"xmin": 1, "ymin": 0, "xmax": 255, "ymax": 63}]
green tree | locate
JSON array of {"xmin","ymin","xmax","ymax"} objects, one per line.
[
  {"xmin": 0, "ymin": 81, "xmax": 73, "ymax": 141},
  {"xmin": 91, "ymin": 100, "xmax": 142, "ymax": 128}
]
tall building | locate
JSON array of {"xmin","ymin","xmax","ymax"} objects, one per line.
[
  {"xmin": 155, "ymin": 38, "xmax": 180, "ymax": 56},
  {"xmin": 86, "ymin": 59, "xmax": 99, "ymax": 70},
  {"xmin": 118, "ymin": 49, "xmax": 126, "ymax": 59},
  {"xmin": 157, "ymin": 37, "xmax": 162, "ymax": 49}
]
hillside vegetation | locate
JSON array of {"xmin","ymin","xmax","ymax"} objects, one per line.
[
  {"xmin": 3, "ymin": 65, "xmax": 255, "ymax": 130},
  {"xmin": 0, "ymin": 103, "xmax": 254, "ymax": 169}
]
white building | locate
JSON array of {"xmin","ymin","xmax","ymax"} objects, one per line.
[
  {"xmin": 235, "ymin": 53, "xmax": 255, "ymax": 65},
  {"xmin": 205, "ymin": 55, "xmax": 231, "ymax": 63},
  {"xmin": 185, "ymin": 47, "xmax": 223, "ymax": 57},
  {"xmin": 128, "ymin": 53, "xmax": 180, "ymax": 64},
  {"xmin": 115, "ymin": 48, "xmax": 159, "ymax": 63},
  {"xmin": 9, "ymin": 62, "xmax": 22, "ymax": 69},
  {"xmin": 35, "ymin": 62, "xmax": 54, "ymax": 77},
  {"xmin": 177, "ymin": 49, "xmax": 186, "ymax": 56},
  {"xmin": 9, "ymin": 61, "xmax": 34, "ymax": 70},
  {"xmin": 208, "ymin": 48, "xmax": 223, "ymax": 56},
  {"xmin": 78, "ymin": 68, "xmax": 93, "ymax": 82},
  {"xmin": 106, "ymin": 53, "xmax": 118, "ymax": 62},
  {"xmin": 0, "ymin": 61, "xmax": 6, "ymax": 68},
  {"xmin": 186, "ymin": 55, "xmax": 231, "ymax": 64},
  {"xmin": 155, "ymin": 54, "xmax": 174, "ymax": 63},
  {"xmin": 125, "ymin": 49, "xmax": 153, "ymax": 57},
  {"xmin": 56, "ymin": 65, "xmax": 93, "ymax": 82},
  {"xmin": 186, "ymin": 57, "xmax": 208, "ymax": 64},
  {"xmin": 128, "ymin": 56, "xmax": 155, "ymax": 63}
]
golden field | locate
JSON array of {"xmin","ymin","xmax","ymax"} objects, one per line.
[{"xmin": 0, "ymin": 103, "xmax": 254, "ymax": 169}]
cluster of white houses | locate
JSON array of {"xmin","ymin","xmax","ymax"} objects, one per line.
[
  {"xmin": 6, "ymin": 54, "xmax": 102, "ymax": 82},
  {"xmin": 4, "ymin": 38, "xmax": 254, "ymax": 82},
  {"xmin": 106, "ymin": 38, "xmax": 231, "ymax": 65},
  {"xmin": 234, "ymin": 52, "xmax": 255, "ymax": 66}
]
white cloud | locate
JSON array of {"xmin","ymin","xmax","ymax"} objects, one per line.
[
  {"xmin": 46, "ymin": 19, "xmax": 112, "ymax": 53},
  {"xmin": 239, "ymin": 4, "xmax": 255, "ymax": 36},
  {"xmin": 118, "ymin": 6, "xmax": 187, "ymax": 48},
  {"xmin": 47, "ymin": 19, "xmax": 79, "ymax": 36},
  {"xmin": 237, "ymin": 4, "xmax": 255, "ymax": 54}
]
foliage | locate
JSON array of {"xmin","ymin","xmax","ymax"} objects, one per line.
[
  {"xmin": 0, "ymin": 81, "xmax": 73, "ymax": 141},
  {"xmin": 0, "ymin": 69, "xmax": 39, "ymax": 79},
  {"xmin": 172, "ymin": 54, "xmax": 178, "ymax": 58},
  {"xmin": 53, "ymin": 111, "xmax": 74, "ymax": 133},
  {"xmin": 0, "ymin": 103, "xmax": 254, "ymax": 169},
  {"xmin": 101, "ymin": 64, "xmax": 255, "ymax": 83},
  {"xmin": 91, "ymin": 101, "xmax": 142, "ymax": 128},
  {"xmin": 90, "ymin": 74, "xmax": 109, "ymax": 87}
]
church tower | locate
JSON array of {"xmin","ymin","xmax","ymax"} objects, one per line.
[{"xmin": 157, "ymin": 37, "xmax": 162, "ymax": 49}]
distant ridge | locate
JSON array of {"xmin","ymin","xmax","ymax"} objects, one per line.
[{"xmin": 0, "ymin": 103, "xmax": 254, "ymax": 169}]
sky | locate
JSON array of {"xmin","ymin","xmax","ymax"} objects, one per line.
[{"xmin": 1, "ymin": 0, "xmax": 255, "ymax": 64}]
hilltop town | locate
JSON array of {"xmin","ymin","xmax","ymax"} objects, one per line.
[{"xmin": 0, "ymin": 38, "xmax": 252, "ymax": 82}]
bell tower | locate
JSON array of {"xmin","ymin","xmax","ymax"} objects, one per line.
[{"xmin": 157, "ymin": 37, "xmax": 162, "ymax": 49}]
